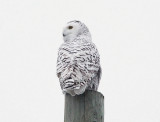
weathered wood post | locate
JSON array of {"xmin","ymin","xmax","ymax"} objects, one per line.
[{"xmin": 64, "ymin": 90, "xmax": 104, "ymax": 122}]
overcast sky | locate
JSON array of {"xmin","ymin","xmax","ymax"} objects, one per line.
[{"xmin": 0, "ymin": 0, "xmax": 160, "ymax": 122}]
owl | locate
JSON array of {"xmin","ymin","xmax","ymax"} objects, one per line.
[{"xmin": 57, "ymin": 20, "xmax": 101, "ymax": 96}]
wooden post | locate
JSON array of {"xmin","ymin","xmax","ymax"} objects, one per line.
[{"xmin": 64, "ymin": 90, "xmax": 104, "ymax": 122}]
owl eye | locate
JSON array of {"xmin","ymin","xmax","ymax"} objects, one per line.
[{"xmin": 68, "ymin": 26, "xmax": 73, "ymax": 29}]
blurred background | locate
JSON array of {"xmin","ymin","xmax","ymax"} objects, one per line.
[{"xmin": 0, "ymin": 0, "xmax": 160, "ymax": 122}]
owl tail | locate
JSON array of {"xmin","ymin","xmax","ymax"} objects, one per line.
[{"xmin": 61, "ymin": 65, "xmax": 80, "ymax": 87}]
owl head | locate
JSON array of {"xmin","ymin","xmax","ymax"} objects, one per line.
[{"xmin": 62, "ymin": 20, "xmax": 91, "ymax": 42}]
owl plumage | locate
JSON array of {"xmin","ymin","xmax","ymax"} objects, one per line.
[{"xmin": 57, "ymin": 20, "xmax": 101, "ymax": 96}]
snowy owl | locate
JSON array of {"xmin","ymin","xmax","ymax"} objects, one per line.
[{"xmin": 57, "ymin": 20, "xmax": 101, "ymax": 96}]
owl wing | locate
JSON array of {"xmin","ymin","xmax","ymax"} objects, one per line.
[
  {"xmin": 56, "ymin": 43, "xmax": 70, "ymax": 79},
  {"xmin": 74, "ymin": 42, "xmax": 101, "ymax": 90}
]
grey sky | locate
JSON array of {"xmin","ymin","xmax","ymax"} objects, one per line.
[{"xmin": 0, "ymin": 0, "xmax": 160, "ymax": 122}]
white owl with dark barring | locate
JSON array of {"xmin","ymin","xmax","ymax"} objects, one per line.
[{"xmin": 57, "ymin": 20, "xmax": 101, "ymax": 96}]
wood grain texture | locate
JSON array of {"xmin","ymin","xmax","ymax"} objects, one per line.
[{"xmin": 64, "ymin": 90, "xmax": 104, "ymax": 122}]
